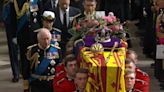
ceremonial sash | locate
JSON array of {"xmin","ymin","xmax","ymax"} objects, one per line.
[{"xmin": 29, "ymin": 46, "xmax": 56, "ymax": 83}]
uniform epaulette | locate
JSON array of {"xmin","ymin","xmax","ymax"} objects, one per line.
[
  {"xmin": 57, "ymin": 78, "xmax": 65, "ymax": 85},
  {"xmin": 51, "ymin": 43, "xmax": 61, "ymax": 49},
  {"xmin": 27, "ymin": 44, "xmax": 38, "ymax": 49},
  {"xmin": 133, "ymin": 89, "xmax": 142, "ymax": 92},
  {"xmin": 74, "ymin": 13, "xmax": 81, "ymax": 19},
  {"xmin": 72, "ymin": 13, "xmax": 82, "ymax": 26},
  {"xmin": 58, "ymin": 62, "xmax": 64, "ymax": 66},
  {"xmin": 53, "ymin": 28, "xmax": 62, "ymax": 33},
  {"xmin": 135, "ymin": 79, "xmax": 146, "ymax": 85},
  {"xmin": 74, "ymin": 39, "xmax": 84, "ymax": 47},
  {"xmin": 136, "ymin": 69, "xmax": 149, "ymax": 76},
  {"xmin": 56, "ymin": 70, "xmax": 65, "ymax": 77}
]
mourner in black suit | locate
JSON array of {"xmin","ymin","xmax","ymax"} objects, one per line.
[
  {"xmin": 44, "ymin": 0, "xmax": 59, "ymax": 11},
  {"xmin": 53, "ymin": 0, "xmax": 81, "ymax": 58},
  {"xmin": 2, "ymin": 1, "xmax": 20, "ymax": 82},
  {"xmin": 70, "ymin": 0, "xmax": 84, "ymax": 11},
  {"xmin": 101, "ymin": 0, "xmax": 125, "ymax": 22}
]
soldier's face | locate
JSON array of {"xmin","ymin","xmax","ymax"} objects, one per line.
[
  {"xmin": 65, "ymin": 60, "xmax": 78, "ymax": 77},
  {"xmin": 125, "ymin": 73, "xmax": 135, "ymax": 91},
  {"xmin": 127, "ymin": 54, "xmax": 138, "ymax": 64},
  {"xmin": 75, "ymin": 73, "xmax": 88, "ymax": 90},
  {"xmin": 59, "ymin": 0, "xmax": 70, "ymax": 11},
  {"xmin": 38, "ymin": 32, "xmax": 51, "ymax": 49},
  {"xmin": 43, "ymin": 20, "xmax": 54, "ymax": 30},
  {"xmin": 83, "ymin": 1, "xmax": 96, "ymax": 13},
  {"xmin": 125, "ymin": 62, "xmax": 136, "ymax": 71}
]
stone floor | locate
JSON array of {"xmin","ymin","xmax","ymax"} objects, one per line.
[{"xmin": 0, "ymin": 21, "xmax": 164, "ymax": 92}]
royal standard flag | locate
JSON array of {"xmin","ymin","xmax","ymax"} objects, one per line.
[{"xmin": 79, "ymin": 47, "xmax": 126, "ymax": 92}]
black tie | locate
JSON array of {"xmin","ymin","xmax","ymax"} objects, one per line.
[{"xmin": 63, "ymin": 12, "xmax": 67, "ymax": 27}]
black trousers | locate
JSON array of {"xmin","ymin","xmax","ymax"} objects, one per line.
[
  {"xmin": 17, "ymin": 22, "xmax": 31, "ymax": 78},
  {"xmin": 155, "ymin": 59, "xmax": 164, "ymax": 81},
  {"xmin": 4, "ymin": 3, "xmax": 20, "ymax": 78},
  {"xmin": 5, "ymin": 23, "xmax": 20, "ymax": 79}
]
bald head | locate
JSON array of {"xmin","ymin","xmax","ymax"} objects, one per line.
[
  {"xmin": 37, "ymin": 28, "xmax": 52, "ymax": 49},
  {"xmin": 58, "ymin": 0, "xmax": 70, "ymax": 11}
]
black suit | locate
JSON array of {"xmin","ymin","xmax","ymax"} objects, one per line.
[
  {"xmin": 3, "ymin": 2, "xmax": 20, "ymax": 81},
  {"xmin": 53, "ymin": 6, "xmax": 81, "ymax": 58},
  {"xmin": 43, "ymin": 0, "xmax": 58, "ymax": 11},
  {"xmin": 101, "ymin": 0, "xmax": 125, "ymax": 22}
]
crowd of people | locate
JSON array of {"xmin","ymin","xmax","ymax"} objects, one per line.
[{"xmin": 0, "ymin": 0, "xmax": 164, "ymax": 92}]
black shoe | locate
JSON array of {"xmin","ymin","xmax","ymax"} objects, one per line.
[{"xmin": 12, "ymin": 77, "xmax": 19, "ymax": 83}]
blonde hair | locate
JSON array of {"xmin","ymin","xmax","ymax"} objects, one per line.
[
  {"xmin": 126, "ymin": 49, "xmax": 138, "ymax": 64},
  {"xmin": 124, "ymin": 68, "xmax": 136, "ymax": 76}
]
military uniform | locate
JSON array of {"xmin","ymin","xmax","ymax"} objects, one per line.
[
  {"xmin": 25, "ymin": 44, "xmax": 60, "ymax": 92},
  {"xmin": 134, "ymin": 67, "xmax": 150, "ymax": 92},
  {"xmin": 50, "ymin": 28, "xmax": 61, "ymax": 45},
  {"xmin": 14, "ymin": 0, "xmax": 42, "ymax": 85},
  {"xmin": 53, "ymin": 76, "xmax": 76, "ymax": 92},
  {"xmin": 33, "ymin": 27, "xmax": 62, "ymax": 47},
  {"xmin": 2, "ymin": 1, "xmax": 20, "ymax": 82},
  {"xmin": 53, "ymin": 63, "xmax": 66, "ymax": 81}
]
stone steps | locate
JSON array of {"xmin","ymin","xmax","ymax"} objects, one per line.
[
  {"xmin": 0, "ymin": 45, "xmax": 9, "ymax": 55},
  {"xmin": 0, "ymin": 29, "xmax": 7, "ymax": 46},
  {"xmin": 0, "ymin": 27, "xmax": 9, "ymax": 65}
]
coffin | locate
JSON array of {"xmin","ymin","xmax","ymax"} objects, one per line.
[{"xmin": 77, "ymin": 46, "xmax": 126, "ymax": 92}]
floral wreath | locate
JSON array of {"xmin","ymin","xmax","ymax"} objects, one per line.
[{"xmin": 68, "ymin": 12, "xmax": 128, "ymax": 41}]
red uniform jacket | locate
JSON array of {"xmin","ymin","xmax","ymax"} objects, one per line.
[
  {"xmin": 54, "ymin": 63, "xmax": 66, "ymax": 81},
  {"xmin": 53, "ymin": 77, "xmax": 76, "ymax": 92},
  {"xmin": 134, "ymin": 67, "xmax": 150, "ymax": 92},
  {"xmin": 53, "ymin": 63, "xmax": 76, "ymax": 92}
]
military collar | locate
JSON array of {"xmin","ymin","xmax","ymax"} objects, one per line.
[
  {"xmin": 43, "ymin": 26, "xmax": 53, "ymax": 31},
  {"xmin": 66, "ymin": 75, "xmax": 74, "ymax": 81},
  {"xmin": 38, "ymin": 43, "xmax": 50, "ymax": 50},
  {"xmin": 76, "ymin": 89, "xmax": 80, "ymax": 92},
  {"xmin": 127, "ymin": 89, "xmax": 133, "ymax": 92},
  {"xmin": 76, "ymin": 88, "xmax": 86, "ymax": 92}
]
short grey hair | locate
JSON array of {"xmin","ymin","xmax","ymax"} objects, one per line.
[{"xmin": 36, "ymin": 28, "xmax": 52, "ymax": 41}]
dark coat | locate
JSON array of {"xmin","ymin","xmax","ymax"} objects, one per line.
[
  {"xmin": 53, "ymin": 6, "xmax": 81, "ymax": 57},
  {"xmin": 53, "ymin": 6, "xmax": 81, "ymax": 41}
]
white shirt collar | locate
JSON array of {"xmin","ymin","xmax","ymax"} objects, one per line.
[{"xmin": 59, "ymin": 7, "xmax": 70, "ymax": 26}]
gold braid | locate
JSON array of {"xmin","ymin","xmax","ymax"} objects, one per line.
[
  {"xmin": 2, "ymin": 0, "xmax": 10, "ymax": 8},
  {"xmin": 13, "ymin": 0, "xmax": 29, "ymax": 19},
  {"xmin": 26, "ymin": 48, "xmax": 39, "ymax": 70}
]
